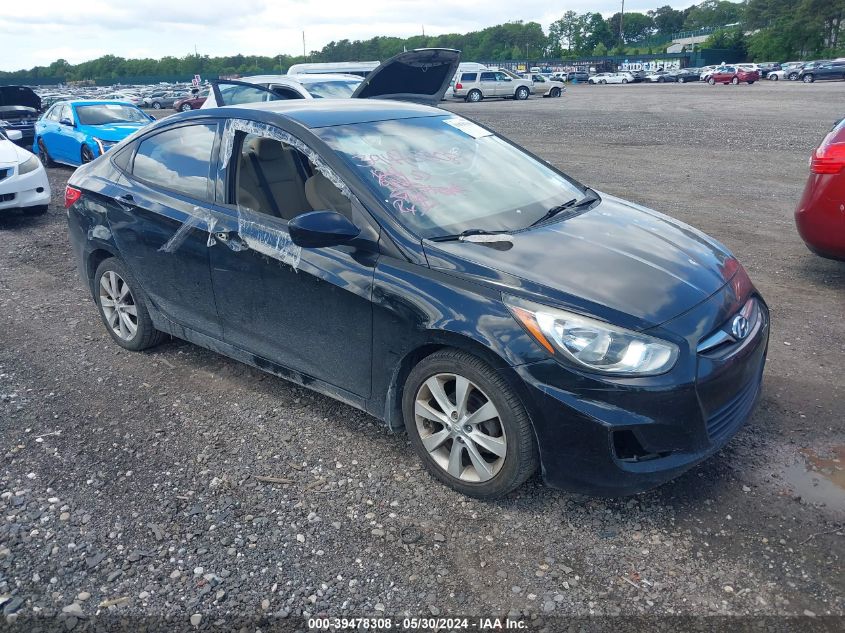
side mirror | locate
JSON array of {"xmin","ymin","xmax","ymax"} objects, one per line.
[
  {"xmin": 60, "ymin": 117, "xmax": 74, "ymax": 127},
  {"xmin": 6, "ymin": 129, "xmax": 23, "ymax": 142},
  {"xmin": 288, "ymin": 211, "xmax": 360, "ymax": 249}
]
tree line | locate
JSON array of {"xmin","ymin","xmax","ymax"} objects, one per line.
[{"xmin": 1, "ymin": 1, "xmax": 842, "ymax": 83}]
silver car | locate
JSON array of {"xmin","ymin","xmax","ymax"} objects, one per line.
[{"xmin": 452, "ymin": 70, "xmax": 533, "ymax": 102}]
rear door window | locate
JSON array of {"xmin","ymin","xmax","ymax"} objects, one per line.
[
  {"xmin": 480, "ymin": 72, "xmax": 495, "ymax": 81},
  {"xmin": 132, "ymin": 124, "xmax": 217, "ymax": 200},
  {"xmin": 460, "ymin": 73, "xmax": 477, "ymax": 82}
]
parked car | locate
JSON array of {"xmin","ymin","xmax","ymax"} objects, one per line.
[
  {"xmin": 789, "ymin": 60, "xmax": 830, "ymax": 81},
  {"xmin": 0, "ymin": 127, "xmax": 50, "ymax": 215},
  {"xmin": 645, "ymin": 70, "xmax": 678, "ymax": 83},
  {"xmin": 798, "ymin": 62, "xmax": 845, "ymax": 83},
  {"xmin": 144, "ymin": 92, "xmax": 188, "ymax": 110},
  {"xmin": 672, "ymin": 68, "xmax": 702, "ymax": 83},
  {"xmin": 204, "ymin": 74, "xmax": 364, "ymax": 108},
  {"xmin": 795, "ymin": 117, "xmax": 845, "ymax": 260},
  {"xmin": 767, "ymin": 69, "xmax": 788, "ymax": 81},
  {"xmin": 34, "ymin": 100, "xmax": 154, "ymax": 167},
  {"xmin": 529, "ymin": 74, "xmax": 565, "ymax": 97},
  {"xmin": 453, "ymin": 69, "xmax": 533, "ymax": 102},
  {"xmin": 64, "ymin": 47, "xmax": 768, "ymax": 499},
  {"xmin": 99, "ymin": 92, "xmax": 145, "ymax": 107},
  {"xmin": 707, "ymin": 66, "xmax": 759, "ymax": 85},
  {"xmin": 0, "ymin": 85, "xmax": 42, "ymax": 148},
  {"xmin": 172, "ymin": 93, "xmax": 208, "ymax": 111},
  {"xmin": 589, "ymin": 72, "xmax": 634, "ymax": 85},
  {"xmin": 566, "ymin": 71, "xmax": 590, "ymax": 83},
  {"xmin": 699, "ymin": 66, "xmax": 719, "ymax": 81}
]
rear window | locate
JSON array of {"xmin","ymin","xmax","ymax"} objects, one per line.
[
  {"xmin": 132, "ymin": 124, "xmax": 216, "ymax": 200},
  {"xmin": 460, "ymin": 73, "xmax": 477, "ymax": 82},
  {"xmin": 480, "ymin": 72, "xmax": 495, "ymax": 81}
]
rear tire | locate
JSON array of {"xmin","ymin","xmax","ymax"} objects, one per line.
[
  {"xmin": 708, "ymin": 78, "xmax": 716, "ymax": 85},
  {"xmin": 466, "ymin": 89, "xmax": 482, "ymax": 103},
  {"xmin": 180, "ymin": 103, "xmax": 192, "ymax": 111},
  {"xmin": 93, "ymin": 258, "xmax": 165, "ymax": 352},
  {"xmin": 788, "ymin": 72, "xmax": 799, "ymax": 80},
  {"xmin": 403, "ymin": 349, "xmax": 538, "ymax": 499},
  {"xmin": 622, "ymin": 78, "xmax": 629, "ymax": 84},
  {"xmin": 152, "ymin": 101, "xmax": 162, "ymax": 109},
  {"xmin": 731, "ymin": 77, "xmax": 739, "ymax": 85},
  {"xmin": 803, "ymin": 74, "xmax": 814, "ymax": 83}
]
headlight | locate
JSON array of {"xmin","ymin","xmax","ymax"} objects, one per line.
[
  {"xmin": 18, "ymin": 155, "xmax": 41, "ymax": 175},
  {"xmin": 505, "ymin": 296, "xmax": 679, "ymax": 376},
  {"xmin": 93, "ymin": 138, "xmax": 116, "ymax": 154}
]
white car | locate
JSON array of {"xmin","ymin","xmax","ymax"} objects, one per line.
[
  {"xmin": 767, "ymin": 69, "xmax": 788, "ymax": 81},
  {"xmin": 0, "ymin": 128, "xmax": 51, "ymax": 215},
  {"xmin": 588, "ymin": 73, "xmax": 615, "ymax": 84},
  {"xmin": 203, "ymin": 74, "xmax": 364, "ymax": 108}
]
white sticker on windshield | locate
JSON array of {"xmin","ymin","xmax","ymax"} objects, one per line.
[
  {"xmin": 104, "ymin": 104, "xmax": 123, "ymax": 109},
  {"xmin": 442, "ymin": 117, "xmax": 492, "ymax": 139}
]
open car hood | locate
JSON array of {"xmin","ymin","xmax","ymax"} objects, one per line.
[
  {"xmin": 351, "ymin": 48, "xmax": 461, "ymax": 105},
  {"xmin": 0, "ymin": 86, "xmax": 41, "ymax": 111}
]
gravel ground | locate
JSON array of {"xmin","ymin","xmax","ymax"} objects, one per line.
[{"xmin": 0, "ymin": 80, "xmax": 843, "ymax": 631}]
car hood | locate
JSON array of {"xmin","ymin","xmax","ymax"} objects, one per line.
[
  {"xmin": 0, "ymin": 139, "xmax": 33, "ymax": 165},
  {"xmin": 423, "ymin": 193, "xmax": 738, "ymax": 330},
  {"xmin": 78, "ymin": 121, "xmax": 151, "ymax": 141}
]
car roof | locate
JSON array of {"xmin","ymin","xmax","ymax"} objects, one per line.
[{"xmin": 202, "ymin": 98, "xmax": 444, "ymax": 129}]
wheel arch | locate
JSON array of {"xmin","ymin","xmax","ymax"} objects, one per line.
[
  {"xmin": 381, "ymin": 332, "xmax": 530, "ymax": 433},
  {"xmin": 86, "ymin": 247, "xmax": 120, "ymax": 297}
]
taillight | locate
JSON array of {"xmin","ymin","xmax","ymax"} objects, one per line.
[
  {"xmin": 455, "ymin": 83, "xmax": 463, "ymax": 90},
  {"xmin": 811, "ymin": 131, "xmax": 845, "ymax": 174},
  {"xmin": 65, "ymin": 186, "xmax": 82, "ymax": 208}
]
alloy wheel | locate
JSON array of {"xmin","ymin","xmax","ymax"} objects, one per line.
[
  {"xmin": 414, "ymin": 373, "xmax": 507, "ymax": 482},
  {"xmin": 99, "ymin": 271, "xmax": 138, "ymax": 341}
]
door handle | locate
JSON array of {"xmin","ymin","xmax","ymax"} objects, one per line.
[
  {"xmin": 214, "ymin": 231, "xmax": 230, "ymax": 242},
  {"xmin": 117, "ymin": 193, "xmax": 134, "ymax": 203}
]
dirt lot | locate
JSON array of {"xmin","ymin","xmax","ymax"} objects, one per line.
[{"xmin": 1, "ymin": 80, "xmax": 843, "ymax": 630}]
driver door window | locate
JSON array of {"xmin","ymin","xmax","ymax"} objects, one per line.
[{"xmin": 232, "ymin": 132, "xmax": 351, "ymax": 221}]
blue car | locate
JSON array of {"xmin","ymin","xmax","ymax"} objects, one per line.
[{"xmin": 33, "ymin": 100, "xmax": 154, "ymax": 167}]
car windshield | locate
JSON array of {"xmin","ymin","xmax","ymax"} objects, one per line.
[
  {"xmin": 76, "ymin": 104, "xmax": 148, "ymax": 126},
  {"xmin": 302, "ymin": 79, "xmax": 361, "ymax": 99},
  {"xmin": 316, "ymin": 115, "xmax": 585, "ymax": 238}
]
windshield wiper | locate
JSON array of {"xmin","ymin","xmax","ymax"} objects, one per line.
[
  {"xmin": 529, "ymin": 188, "xmax": 599, "ymax": 227},
  {"xmin": 429, "ymin": 228, "xmax": 514, "ymax": 243}
]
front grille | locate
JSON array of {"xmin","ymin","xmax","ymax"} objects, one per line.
[
  {"xmin": 0, "ymin": 168, "xmax": 10, "ymax": 182},
  {"xmin": 705, "ymin": 373, "xmax": 761, "ymax": 443},
  {"xmin": 0, "ymin": 193, "xmax": 16, "ymax": 202}
]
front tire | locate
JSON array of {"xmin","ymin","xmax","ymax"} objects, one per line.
[
  {"xmin": 403, "ymin": 349, "xmax": 538, "ymax": 499},
  {"xmin": 622, "ymin": 78, "xmax": 629, "ymax": 84},
  {"xmin": 466, "ymin": 89, "xmax": 482, "ymax": 103},
  {"xmin": 81, "ymin": 145, "xmax": 95, "ymax": 163},
  {"xmin": 770, "ymin": 74, "xmax": 779, "ymax": 81},
  {"xmin": 180, "ymin": 103, "xmax": 192, "ymax": 111},
  {"xmin": 731, "ymin": 77, "xmax": 739, "ymax": 85},
  {"xmin": 708, "ymin": 78, "xmax": 716, "ymax": 85},
  {"xmin": 515, "ymin": 86, "xmax": 530, "ymax": 100},
  {"xmin": 803, "ymin": 74, "xmax": 814, "ymax": 83},
  {"xmin": 152, "ymin": 101, "xmax": 162, "ymax": 109},
  {"xmin": 550, "ymin": 87, "xmax": 561, "ymax": 97},
  {"xmin": 94, "ymin": 258, "xmax": 165, "ymax": 351},
  {"xmin": 788, "ymin": 72, "xmax": 799, "ymax": 80},
  {"xmin": 37, "ymin": 138, "xmax": 55, "ymax": 167}
]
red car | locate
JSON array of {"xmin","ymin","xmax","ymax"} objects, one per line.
[
  {"xmin": 795, "ymin": 118, "xmax": 845, "ymax": 260},
  {"xmin": 172, "ymin": 93, "xmax": 208, "ymax": 112},
  {"xmin": 707, "ymin": 66, "xmax": 759, "ymax": 85}
]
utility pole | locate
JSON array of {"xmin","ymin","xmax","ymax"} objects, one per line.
[
  {"xmin": 620, "ymin": 0, "xmax": 625, "ymax": 44},
  {"xmin": 279, "ymin": 54, "xmax": 283, "ymax": 74},
  {"xmin": 302, "ymin": 31, "xmax": 306, "ymax": 60}
]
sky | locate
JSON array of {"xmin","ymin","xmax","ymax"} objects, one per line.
[{"xmin": 2, "ymin": 0, "xmax": 698, "ymax": 72}]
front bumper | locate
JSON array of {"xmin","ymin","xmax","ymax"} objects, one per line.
[
  {"xmin": 0, "ymin": 163, "xmax": 51, "ymax": 210},
  {"xmin": 515, "ymin": 293, "xmax": 770, "ymax": 496}
]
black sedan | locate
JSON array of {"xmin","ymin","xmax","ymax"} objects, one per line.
[
  {"xmin": 671, "ymin": 68, "xmax": 702, "ymax": 83},
  {"xmin": 63, "ymin": 50, "xmax": 769, "ymax": 499}
]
